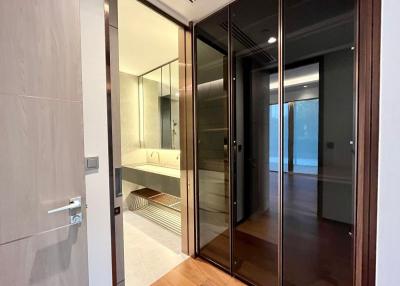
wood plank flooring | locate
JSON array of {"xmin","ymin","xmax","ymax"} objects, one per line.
[
  {"xmin": 152, "ymin": 258, "xmax": 245, "ymax": 286},
  {"xmin": 198, "ymin": 173, "xmax": 353, "ymax": 286}
]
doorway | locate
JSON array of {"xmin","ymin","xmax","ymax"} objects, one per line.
[
  {"xmin": 107, "ymin": 1, "xmax": 193, "ymax": 285},
  {"xmin": 194, "ymin": 0, "xmax": 358, "ymax": 285}
]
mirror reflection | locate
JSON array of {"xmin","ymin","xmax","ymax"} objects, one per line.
[{"xmin": 139, "ymin": 60, "xmax": 180, "ymax": 149}]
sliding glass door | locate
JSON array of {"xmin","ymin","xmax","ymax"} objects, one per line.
[
  {"xmin": 195, "ymin": 8, "xmax": 230, "ymax": 269},
  {"xmin": 283, "ymin": 1, "xmax": 356, "ymax": 285},
  {"xmin": 230, "ymin": 1, "xmax": 279, "ymax": 285},
  {"xmin": 195, "ymin": 0, "xmax": 356, "ymax": 285}
]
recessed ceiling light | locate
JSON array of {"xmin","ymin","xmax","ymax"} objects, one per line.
[
  {"xmin": 351, "ymin": 46, "xmax": 355, "ymax": 50},
  {"xmin": 303, "ymin": 85, "xmax": 308, "ymax": 88},
  {"xmin": 267, "ymin": 36, "xmax": 277, "ymax": 44}
]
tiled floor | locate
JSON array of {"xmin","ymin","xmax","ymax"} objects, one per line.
[{"xmin": 123, "ymin": 211, "xmax": 188, "ymax": 286}]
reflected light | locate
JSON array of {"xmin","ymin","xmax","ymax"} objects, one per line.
[
  {"xmin": 267, "ymin": 36, "xmax": 277, "ymax": 44},
  {"xmin": 269, "ymin": 73, "xmax": 319, "ymax": 90}
]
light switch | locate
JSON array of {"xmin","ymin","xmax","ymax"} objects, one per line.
[{"xmin": 85, "ymin": 156, "xmax": 99, "ymax": 172}]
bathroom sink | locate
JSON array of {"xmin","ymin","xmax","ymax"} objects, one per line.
[{"xmin": 129, "ymin": 164, "xmax": 180, "ymax": 178}]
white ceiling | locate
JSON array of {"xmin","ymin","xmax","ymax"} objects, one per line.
[
  {"xmin": 145, "ymin": 0, "xmax": 234, "ymax": 23},
  {"xmin": 118, "ymin": 0, "xmax": 179, "ymax": 76}
]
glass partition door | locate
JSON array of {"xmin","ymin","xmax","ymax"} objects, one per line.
[
  {"xmin": 195, "ymin": 8, "xmax": 230, "ymax": 270},
  {"xmin": 283, "ymin": 1, "xmax": 356, "ymax": 285},
  {"xmin": 195, "ymin": 0, "xmax": 356, "ymax": 285},
  {"xmin": 230, "ymin": 1, "xmax": 280, "ymax": 284}
]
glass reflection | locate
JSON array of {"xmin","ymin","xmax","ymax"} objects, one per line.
[
  {"xmin": 283, "ymin": 0, "xmax": 356, "ymax": 285},
  {"xmin": 293, "ymin": 99, "xmax": 319, "ymax": 175},
  {"xmin": 196, "ymin": 8, "xmax": 230, "ymax": 269},
  {"xmin": 139, "ymin": 61, "xmax": 180, "ymax": 150},
  {"xmin": 231, "ymin": 0, "xmax": 279, "ymax": 285},
  {"xmin": 195, "ymin": 1, "xmax": 357, "ymax": 284}
]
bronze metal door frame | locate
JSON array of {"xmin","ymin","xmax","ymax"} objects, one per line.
[
  {"xmin": 103, "ymin": 1, "xmax": 196, "ymax": 285},
  {"xmin": 178, "ymin": 26, "xmax": 196, "ymax": 256},
  {"xmin": 355, "ymin": 0, "xmax": 381, "ymax": 285},
  {"xmin": 103, "ymin": 1, "xmax": 117, "ymax": 284}
]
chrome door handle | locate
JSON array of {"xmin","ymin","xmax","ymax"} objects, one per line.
[
  {"xmin": 48, "ymin": 197, "xmax": 82, "ymax": 225},
  {"xmin": 48, "ymin": 197, "xmax": 81, "ymax": 214}
]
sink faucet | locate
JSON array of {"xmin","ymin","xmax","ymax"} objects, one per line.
[{"xmin": 150, "ymin": 151, "xmax": 160, "ymax": 164}]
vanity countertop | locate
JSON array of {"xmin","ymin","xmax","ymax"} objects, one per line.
[{"xmin": 124, "ymin": 164, "xmax": 180, "ymax": 179}]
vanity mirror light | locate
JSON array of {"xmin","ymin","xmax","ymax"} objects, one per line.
[{"xmin": 138, "ymin": 59, "xmax": 180, "ymax": 150}]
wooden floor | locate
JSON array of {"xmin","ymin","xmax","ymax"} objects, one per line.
[
  {"xmin": 152, "ymin": 258, "xmax": 245, "ymax": 286},
  {"xmin": 198, "ymin": 173, "xmax": 353, "ymax": 286}
]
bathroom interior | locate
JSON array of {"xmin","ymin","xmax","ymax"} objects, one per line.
[{"xmin": 117, "ymin": 0, "xmax": 187, "ymax": 284}]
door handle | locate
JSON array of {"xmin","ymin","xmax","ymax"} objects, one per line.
[
  {"xmin": 48, "ymin": 197, "xmax": 81, "ymax": 214},
  {"xmin": 48, "ymin": 197, "xmax": 82, "ymax": 225}
]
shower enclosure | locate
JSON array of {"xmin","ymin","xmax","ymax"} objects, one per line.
[{"xmin": 194, "ymin": 0, "xmax": 357, "ymax": 285}]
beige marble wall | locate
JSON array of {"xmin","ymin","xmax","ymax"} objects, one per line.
[
  {"xmin": 143, "ymin": 77, "xmax": 161, "ymax": 149},
  {"xmin": 120, "ymin": 72, "xmax": 141, "ymax": 165},
  {"xmin": 120, "ymin": 72, "xmax": 141, "ymax": 210},
  {"xmin": 170, "ymin": 60, "xmax": 180, "ymax": 149},
  {"xmin": 145, "ymin": 149, "xmax": 180, "ymax": 169},
  {"xmin": 171, "ymin": 99, "xmax": 180, "ymax": 149},
  {"xmin": 120, "ymin": 71, "xmax": 181, "ymax": 168}
]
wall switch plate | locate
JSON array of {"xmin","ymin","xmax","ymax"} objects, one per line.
[{"xmin": 85, "ymin": 156, "xmax": 99, "ymax": 172}]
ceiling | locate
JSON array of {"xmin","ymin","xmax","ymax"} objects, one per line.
[
  {"xmin": 195, "ymin": 0, "xmax": 354, "ymax": 69},
  {"xmin": 145, "ymin": 0, "xmax": 234, "ymax": 23},
  {"xmin": 118, "ymin": 0, "xmax": 179, "ymax": 76}
]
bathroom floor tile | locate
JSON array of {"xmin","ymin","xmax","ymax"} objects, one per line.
[{"xmin": 123, "ymin": 211, "xmax": 187, "ymax": 286}]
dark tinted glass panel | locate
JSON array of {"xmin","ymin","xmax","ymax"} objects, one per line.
[
  {"xmin": 231, "ymin": 0, "xmax": 279, "ymax": 285},
  {"xmin": 196, "ymin": 8, "xmax": 230, "ymax": 269},
  {"xmin": 283, "ymin": 1, "xmax": 356, "ymax": 285}
]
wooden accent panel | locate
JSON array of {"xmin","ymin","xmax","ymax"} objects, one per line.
[
  {"xmin": 152, "ymin": 258, "xmax": 245, "ymax": 286},
  {"xmin": 0, "ymin": 0, "xmax": 85, "ymax": 243},
  {"xmin": 355, "ymin": 0, "xmax": 381, "ymax": 285},
  {"xmin": 0, "ymin": 225, "xmax": 88, "ymax": 286},
  {"xmin": 0, "ymin": 97, "xmax": 85, "ymax": 243},
  {"xmin": 0, "ymin": 0, "xmax": 88, "ymax": 284}
]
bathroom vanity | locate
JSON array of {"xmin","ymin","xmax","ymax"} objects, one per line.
[{"xmin": 122, "ymin": 163, "xmax": 180, "ymax": 197}]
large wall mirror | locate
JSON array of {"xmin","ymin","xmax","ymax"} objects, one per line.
[{"xmin": 139, "ymin": 60, "xmax": 180, "ymax": 149}]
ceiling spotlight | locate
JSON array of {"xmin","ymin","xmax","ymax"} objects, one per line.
[
  {"xmin": 303, "ymin": 85, "xmax": 308, "ymax": 88},
  {"xmin": 351, "ymin": 46, "xmax": 355, "ymax": 50},
  {"xmin": 267, "ymin": 36, "xmax": 277, "ymax": 44}
]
